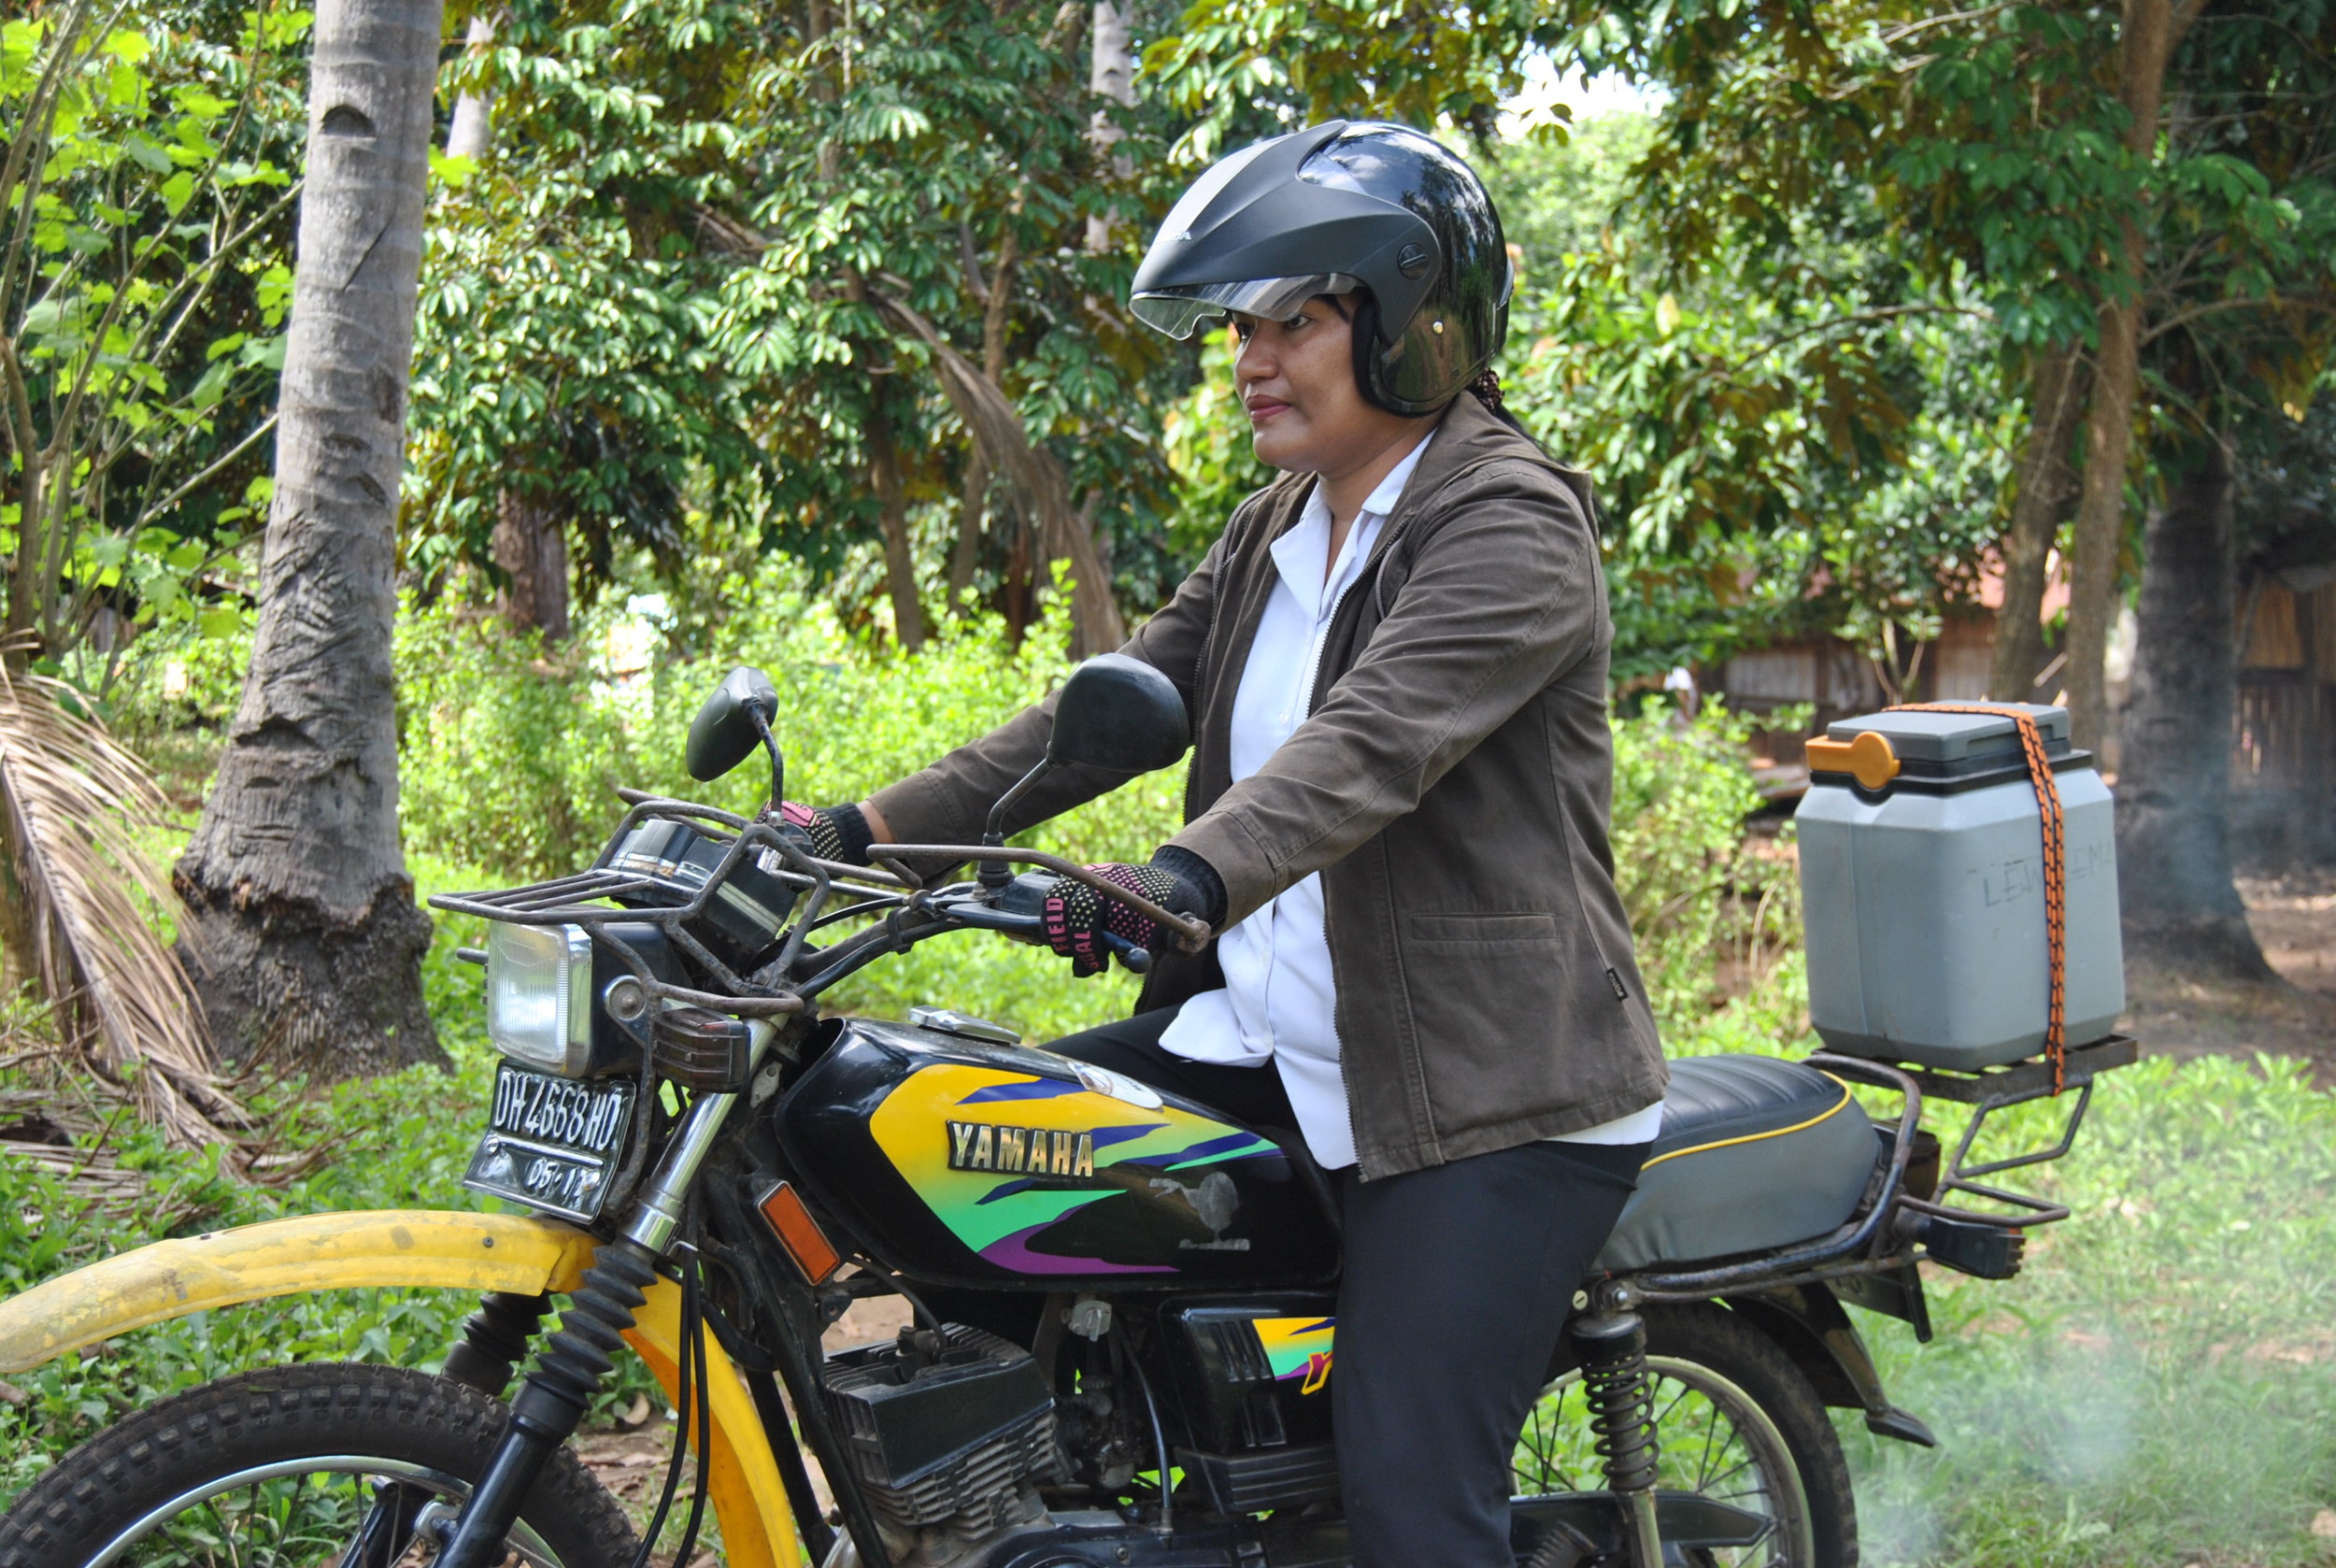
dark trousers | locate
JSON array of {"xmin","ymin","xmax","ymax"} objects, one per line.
[{"xmin": 1050, "ymin": 1008, "xmax": 1647, "ymax": 1568}]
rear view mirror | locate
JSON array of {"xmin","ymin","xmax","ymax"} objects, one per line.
[
  {"xmin": 687, "ymin": 667, "xmax": 784, "ymax": 794},
  {"xmin": 1047, "ymin": 654, "xmax": 1189, "ymax": 774}
]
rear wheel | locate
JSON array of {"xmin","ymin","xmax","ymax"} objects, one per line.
[
  {"xmin": 1512, "ymin": 1303, "xmax": 1858, "ymax": 1568},
  {"xmin": 0, "ymin": 1363, "xmax": 639, "ymax": 1568}
]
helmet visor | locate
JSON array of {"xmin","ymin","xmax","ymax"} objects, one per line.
[{"xmin": 1130, "ymin": 273, "xmax": 1361, "ymax": 340}]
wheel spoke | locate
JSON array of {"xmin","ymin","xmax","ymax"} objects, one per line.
[
  {"xmin": 1691, "ymin": 1398, "xmax": 1722, "ymax": 1490},
  {"xmin": 1702, "ymin": 1455, "xmax": 1758, "ymax": 1491},
  {"xmin": 1651, "ymin": 1379, "xmax": 1692, "ymax": 1431}
]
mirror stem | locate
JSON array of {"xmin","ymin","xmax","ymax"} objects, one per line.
[
  {"xmin": 980, "ymin": 759, "xmax": 1051, "ymax": 889},
  {"xmin": 748, "ymin": 703, "xmax": 785, "ymax": 812}
]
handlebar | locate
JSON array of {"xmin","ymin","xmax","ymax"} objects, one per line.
[
  {"xmin": 918, "ymin": 871, "xmax": 1153, "ymax": 973},
  {"xmin": 874, "ymin": 843, "xmax": 1212, "ymax": 953}
]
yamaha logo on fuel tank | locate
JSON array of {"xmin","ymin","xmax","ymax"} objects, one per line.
[{"xmin": 947, "ymin": 1121, "xmax": 1095, "ymax": 1178}]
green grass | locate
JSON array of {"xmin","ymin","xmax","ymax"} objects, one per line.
[{"xmin": 1839, "ymin": 1051, "xmax": 2336, "ymax": 1568}]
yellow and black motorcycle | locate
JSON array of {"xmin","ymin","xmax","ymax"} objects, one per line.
[{"xmin": 0, "ymin": 658, "xmax": 2130, "ymax": 1568}]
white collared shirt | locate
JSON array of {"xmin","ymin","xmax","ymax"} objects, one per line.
[{"xmin": 1156, "ymin": 436, "xmax": 1659, "ymax": 1170}]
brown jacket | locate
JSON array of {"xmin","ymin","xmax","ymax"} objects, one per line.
[{"xmin": 869, "ymin": 393, "xmax": 1666, "ymax": 1177}]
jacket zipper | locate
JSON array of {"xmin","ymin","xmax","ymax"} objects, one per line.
[{"xmin": 1305, "ymin": 553, "xmax": 1367, "ymax": 1176}]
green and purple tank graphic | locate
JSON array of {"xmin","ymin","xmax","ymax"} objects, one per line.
[
  {"xmin": 868, "ymin": 1061, "xmax": 1283, "ymax": 1275},
  {"xmin": 1253, "ymin": 1315, "xmax": 1336, "ymax": 1394}
]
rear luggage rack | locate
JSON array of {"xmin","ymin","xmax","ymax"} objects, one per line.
[
  {"xmin": 1887, "ymin": 1033, "xmax": 2139, "ymax": 1234},
  {"xmin": 1616, "ymin": 1036, "xmax": 2140, "ymax": 1304}
]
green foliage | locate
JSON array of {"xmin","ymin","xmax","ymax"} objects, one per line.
[
  {"xmin": 406, "ymin": 0, "xmax": 771, "ymax": 594},
  {"xmin": 0, "ymin": 0, "xmax": 303, "ymax": 678},
  {"xmin": 1142, "ymin": 0, "xmax": 1558, "ymax": 158},
  {"xmin": 396, "ymin": 589, "xmax": 1181, "ymax": 877},
  {"xmin": 0, "ymin": 1043, "xmax": 493, "ymax": 1501},
  {"xmin": 1606, "ymin": 699, "xmax": 1792, "ymax": 1033},
  {"xmin": 1508, "ymin": 234, "xmax": 2010, "ymax": 682},
  {"xmin": 1477, "ymin": 114, "xmax": 1655, "ymax": 281},
  {"xmin": 407, "ymin": 0, "xmax": 1211, "ymax": 634},
  {"xmin": 393, "ymin": 589, "xmax": 1180, "ymax": 1033}
]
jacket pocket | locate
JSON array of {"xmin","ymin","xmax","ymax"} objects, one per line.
[
  {"xmin": 1398, "ymin": 910, "xmax": 1617, "ymax": 1140},
  {"xmin": 1404, "ymin": 911, "xmax": 1560, "ymax": 948}
]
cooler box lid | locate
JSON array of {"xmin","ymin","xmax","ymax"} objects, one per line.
[{"xmin": 1807, "ymin": 704, "xmax": 2086, "ymax": 794}]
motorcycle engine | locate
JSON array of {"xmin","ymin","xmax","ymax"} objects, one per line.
[{"xmin": 822, "ymin": 1324, "xmax": 1066, "ymax": 1566}]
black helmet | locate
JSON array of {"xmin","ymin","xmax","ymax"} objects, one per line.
[{"xmin": 1130, "ymin": 121, "xmax": 1512, "ymax": 417}]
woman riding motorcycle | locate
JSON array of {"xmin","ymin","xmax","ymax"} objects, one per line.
[{"xmin": 788, "ymin": 120, "xmax": 1668, "ymax": 1568}]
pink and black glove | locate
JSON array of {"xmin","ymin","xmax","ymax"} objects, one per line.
[
  {"xmin": 779, "ymin": 802, "xmax": 876, "ymax": 866},
  {"xmin": 1041, "ymin": 850, "xmax": 1222, "ymax": 977}
]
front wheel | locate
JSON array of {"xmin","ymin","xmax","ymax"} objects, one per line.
[
  {"xmin": 0, "ymin": 1363, "xmax": 640, "ymax": 1568},
  {"xmin": 1512, "ymin": 1302, "xmax": 1859, "ymax": 1568}
]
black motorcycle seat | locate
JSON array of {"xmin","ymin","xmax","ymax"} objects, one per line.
[{"xmin": 1593, "ymin": 1054, "xmax": 1879, "ymax": 1273}]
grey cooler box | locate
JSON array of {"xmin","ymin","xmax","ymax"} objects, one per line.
[{"xmin": 1794, "ymin": 704, "xmax": 2123, "ymax": 1071}]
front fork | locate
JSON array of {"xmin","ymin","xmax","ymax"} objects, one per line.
[{"xmin": 431, "ymin": 1030, "xmax": 768, "ymax": 1568}]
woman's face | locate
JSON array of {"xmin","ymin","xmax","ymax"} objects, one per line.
[{"xmin": 1232, "ymin": 298, "xmax": 1417, "ymax": 477}]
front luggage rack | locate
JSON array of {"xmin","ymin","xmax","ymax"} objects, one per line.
[{"xmin": 429, "ymin": 795, "xmax": 907, "ymax": 1016}]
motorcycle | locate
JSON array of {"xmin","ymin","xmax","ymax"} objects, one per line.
[{"xmin": 0, "ymin": 655, "xmax": 2134, "ymax": 1568}]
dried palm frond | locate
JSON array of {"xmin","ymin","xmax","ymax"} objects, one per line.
[{"xmin": 0, "ymin": 649, "xmax": 244, "ymax": 1147}]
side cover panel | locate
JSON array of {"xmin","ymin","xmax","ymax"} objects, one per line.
[
  {"xmin": 778, "ymin": 1022, "xmax": 1338, "ymax": 1290},
  {"xmin": 1160, "ymin": 1296, "xmax": 1338, "ymax": 1452}
]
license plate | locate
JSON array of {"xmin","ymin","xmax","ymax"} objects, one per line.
[{"xmin": 463, "ymin": 1063, "xmax": 637, "ymax": 1224}]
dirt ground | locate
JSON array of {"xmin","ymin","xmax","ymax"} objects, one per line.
[{"xmin": 2123, "ymin": 867, "xmax": 2336, "ymax": 1080}]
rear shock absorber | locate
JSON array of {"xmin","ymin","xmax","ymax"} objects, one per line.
[
  {"xmin": 434, "ymin": 1240, "xmax": 662, "ymax": 1568},
  {"xmin": 1568, "ymin": 1311, "xmax": 1663, "ymax": 1568}
]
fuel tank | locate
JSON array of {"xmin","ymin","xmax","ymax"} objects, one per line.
[{"xmin": 776, "ymin": 1019, "xmax": 1339, "ymax": 1290}]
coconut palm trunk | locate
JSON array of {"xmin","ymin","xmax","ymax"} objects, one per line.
[{"xmin": 173, "ymin": 0, "xmax": 445, "ymax": 1074}]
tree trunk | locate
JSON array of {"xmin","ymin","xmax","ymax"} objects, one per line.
[
  {"xmin": 2113, "ymin": 438, "xmax": 2273, "ymax": 978},
  {"xmin": 1084, "ymin": 1, "xmax": 1135, "ymax": 252},
  {"xmin": 949, "ymin": 449, "xmax": 986, "ymax": 612},
  {"xmin": 2063, "ymin": 0, "xmax": 2191, "ymax": 752},
  {"xmin": 866, "ymin": 399, "xmax": 926, "ymax": 651},
  {"xmin": 2064, "ymin": 299, "xmax": 2141, "ymax": 753},
  {"xmin": 947, "ymin": 228, "xmax": 1018, "ymax": 615},
  {"xmin": 1989, "ymin": 346, "xmax": 2089, "ymax": 701},
  {"xmin": 1004, "ymin": 514, "xmax": 1032, "ymax": 646},
  {"xmin": 1055, "ymin": 489, "xmax": 1122, "ymax": 659},
  {"xmin": 444, "ymin": 11, "xmax": 495, "ymax": 163},
  {"xmin": 491, "ymin": 489, "xmax": 570, "ymax": 639},
  {"xmin": 172, "ymin": 0, "xmax": 443, "ymax": 1075}
]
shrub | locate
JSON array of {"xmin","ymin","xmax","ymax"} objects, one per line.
[
  {"xmin": 1609, "ymin": 698, "xmax": 1797, "ymax": 1036},
  {"xmin": 393, "ymin": 606, "xmax": 1774, "ymax": 1040}
]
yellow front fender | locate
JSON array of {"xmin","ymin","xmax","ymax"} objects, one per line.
[{"xmin": 0, "ymin": 1208, "xmax": 800, "ymax": 1568}]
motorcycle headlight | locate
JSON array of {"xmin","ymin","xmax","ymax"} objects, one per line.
[{"xmin": 486, "ymin": 922, "xmax": 595, "ymax": 1075}]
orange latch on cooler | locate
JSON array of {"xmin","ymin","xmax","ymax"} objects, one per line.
[{"xmin": 1804, "ymin": 730, "xmax": 1902, "ymax": 791}]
